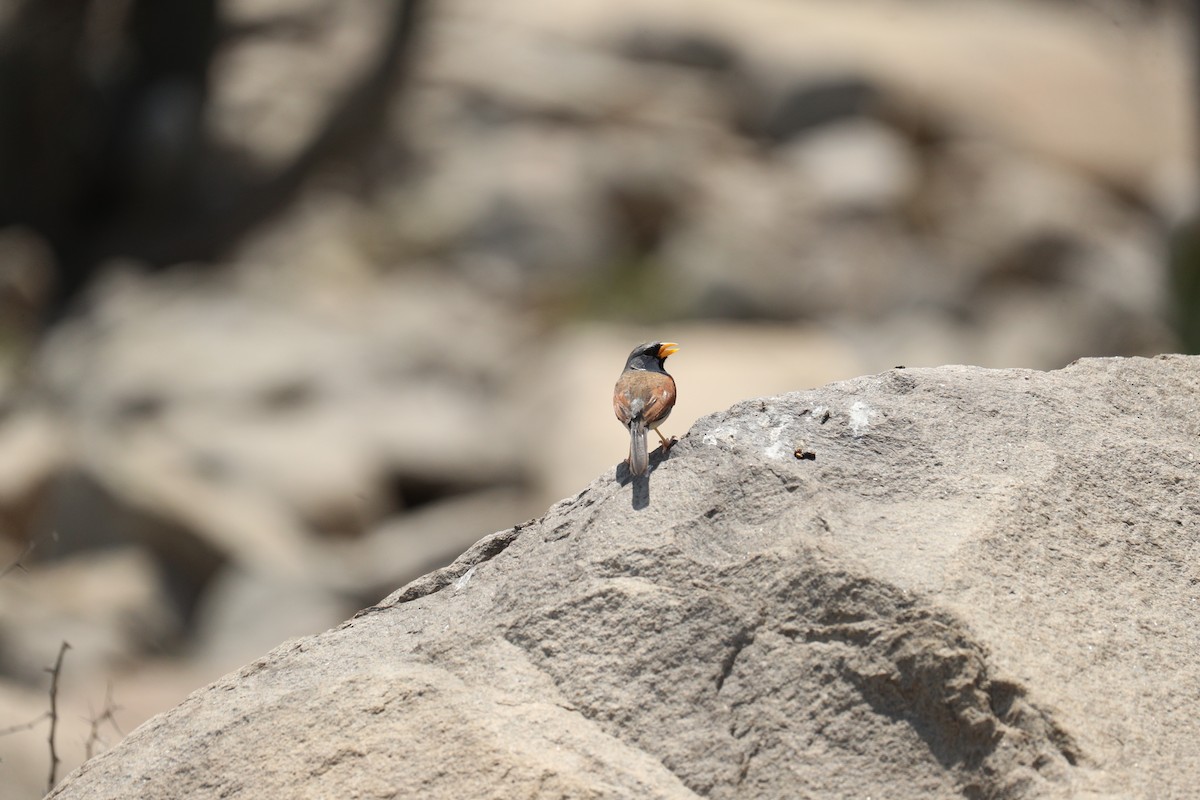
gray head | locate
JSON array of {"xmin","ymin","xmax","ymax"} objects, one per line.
[{"xmin": 623, "ymin": 341, "xmax": 679, "ymax": 373}]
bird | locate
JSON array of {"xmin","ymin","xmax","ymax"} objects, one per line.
[{"xmin": 613, "ymin": 341, "xmax": 679, "ymax": 476}]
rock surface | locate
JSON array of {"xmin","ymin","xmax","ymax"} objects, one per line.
[{"xmin": 48, "ymin": 355, "xmax": 1200, "ymax": 799}]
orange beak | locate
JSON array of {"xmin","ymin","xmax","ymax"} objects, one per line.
[{"xmin": 657, "ymin": 342, "xmax": 679, "ymax": 359}]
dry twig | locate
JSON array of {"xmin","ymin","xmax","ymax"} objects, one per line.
[
  {"xmin": 0, "ymin": 711, "xmax": 49, "ymax": 738},
  {"xmin": 0, "ymin": 539, "xmax": 36, "ymax": 579},
  {"xmin": 84, "ymin": 681, "xmax": 124, "ymax": 760},
  {"xmin": 45, "ymin": 641, "xmax": 70, "ymax": 793}
]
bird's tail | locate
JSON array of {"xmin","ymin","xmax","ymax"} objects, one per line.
[{"xmin": 628, "ymin": 418, "xmax": 649, "ymax": 476}]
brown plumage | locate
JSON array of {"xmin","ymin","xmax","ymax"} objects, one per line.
[{"xmin": 613, "ymin": 341, "xmax": 679, "ymax": 475}]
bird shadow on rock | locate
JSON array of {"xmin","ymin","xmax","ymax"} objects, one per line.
[{"xmin": 615, "ymin": 447, "xmax": 674, "ymax": 510}]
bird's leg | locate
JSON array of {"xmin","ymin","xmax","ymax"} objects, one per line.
[{"xmin": 654, "ymin": 428, "xmax": 677, "ymax": 452}]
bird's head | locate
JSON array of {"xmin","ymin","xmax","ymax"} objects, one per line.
[{"xmin": 624, "ymin": 341, "xmax": 679, "ymax": 372}]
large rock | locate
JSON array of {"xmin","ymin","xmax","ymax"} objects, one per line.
[{"xmin": 48, "ymin": 356, "xmax": 1200, "ymax": 798}]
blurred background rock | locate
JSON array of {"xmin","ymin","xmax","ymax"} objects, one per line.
[{"xmin": 0, "ymin": 0, "xmax": 1193, "ymax": 795}]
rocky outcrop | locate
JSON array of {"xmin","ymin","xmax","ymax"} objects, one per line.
[{"xmin": 47, "ymin": 356, "xmax": 1200, "ymax": 799}]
